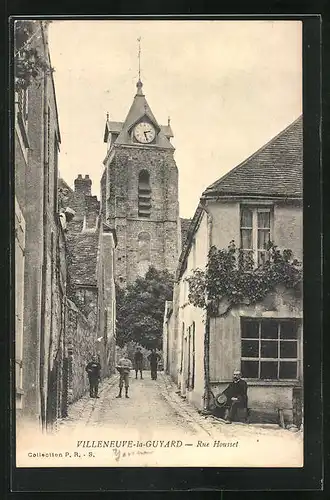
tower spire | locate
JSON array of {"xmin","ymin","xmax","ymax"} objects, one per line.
[
  {"xmin": 138, "ymin": 36, "xmax": 141, "ymax": 81},
  {"xmin": 136, "ymin": 37, "xmax": 144, "ymax": 95}
]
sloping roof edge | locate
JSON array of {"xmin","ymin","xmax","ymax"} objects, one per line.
[{"xmin": 203, "ymin": 115, "xmax": 302, "ymax": 197}]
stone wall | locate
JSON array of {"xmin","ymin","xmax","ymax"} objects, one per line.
[
  {"xmin": 66, "ymin": 299, "xmax": 97, "ymax": 403},
  {"xmin": 106, "ymin": 145, "xmax": 179, "ymax": 286}
]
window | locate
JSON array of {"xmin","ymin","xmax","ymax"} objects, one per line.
[
  {"xmin": 240, "ymin": 206, "xmax": 272, "ymax": 266},
  {"xmin": 17, "ymin": 88, "xmax": 28, "ymax": 125},
  {"xmin": 15, "ymin": 87, "xmax": 29, "ymax": 151},
  {"xmin": 241, "ymin": 318, "xmax": 300, "ymax": 380},
  {"xmin": 180, "ymin": 322, "xmax": 184, "ymax": 373},
  {"xmin": 138, "ymin": 170, "xmax": 151, "ymax": 218},
  {"xmin": 191, "ymin": 321, "xmax": 196, "ymax": 389},
  {"xmin": 186, "ymin": 322, "xmax": 196, "ymax": 390}
]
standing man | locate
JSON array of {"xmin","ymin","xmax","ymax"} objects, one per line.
[
  {"xmin": 116, "ymin": 351, "xmax": 133, "ymax": 398},
  {"xmin": 222, "ymin": 370, "xmax": 248, "ymax": 423},
  {"xmin": 148, "ymin": 348, "xmax": 161, "ymax": 380},
  {"xmin": 85, "ymin": 355, "xmax": 101, "ymax": 398},
  {"xmin": 134, "ymin": 346, "xmax": 144, "ymax": 379}
]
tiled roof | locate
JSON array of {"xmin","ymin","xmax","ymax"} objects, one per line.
[
  {"xmin": 180, "ymin": 217, "xmax": 192, "ymax": 249},
  {"xmin": 107, "ymin": 83, "xmax": 174, "ymax": 150},
  {"xmin": 105, "ymin": 120, "xmax": 173, "ymax": 139},
  {"xmin": 203, "ymin": 116, "xmax": 303, "ymax": 198},
  {"xmin": 58, "ymin": 177, "xmax": 73, "ymax": 193}
]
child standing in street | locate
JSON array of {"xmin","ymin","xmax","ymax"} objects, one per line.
[{"xmin": 116, "ymin": 352, "xmax": 133, "ymax": 398}]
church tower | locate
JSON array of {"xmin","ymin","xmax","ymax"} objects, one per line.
[{"xmin": 101, "ymin": 79, "xmax": 180, "ymax": 287}]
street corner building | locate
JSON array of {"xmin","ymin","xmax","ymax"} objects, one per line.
[
  {"xmin": 163, "ymin": 116, "xmax": 303, "ymax": 427},
  {"xmin": 14, "ymin": 21, "xmax": 117, "ymax": 434}
]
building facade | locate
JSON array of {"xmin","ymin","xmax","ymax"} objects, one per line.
[
  {"xmin": 164, "ymin": 117, "xmax": 303, "ymax": 426},
  {"xmin": 101, "ymin": 79, "xmax": 181, "ymax": 287},
  {"xmin": 58, "ymin": 175, "xmax": 117, "ymax": 395},
  {"xmin": 15, "ymin": 22, "xmax": 117, "ymax": 434},
  {"xmin": 14, "ymin": 20, "xmax": 64, "ymax": 430}
]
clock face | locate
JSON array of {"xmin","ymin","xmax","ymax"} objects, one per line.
[{"xmin": 134, "ymin": 122, "xmax": 156, "ymax": 144}]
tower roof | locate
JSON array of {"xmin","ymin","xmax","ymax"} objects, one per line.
[{"xmin": 106, "ymin": 80, "xmax": 174, "ymax": 150}]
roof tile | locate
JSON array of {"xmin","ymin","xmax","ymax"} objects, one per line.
[{"xmin": 204, "ymin": 116, "xmax": 302, "ymax": 198}]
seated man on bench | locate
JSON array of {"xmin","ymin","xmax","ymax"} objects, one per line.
[{"xmin": 222, "ymin": 370, "xmax": 248, "ymax": 424}]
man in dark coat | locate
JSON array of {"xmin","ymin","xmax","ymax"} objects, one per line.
[
  {"xmin": 148, "ymin": 348, "xmax": 161, "ymax": 380},
  {"xmin": 85, "ymin": 355, "xmax": 101, "ymax": 398},
  {"xmin": 134, "ymin": 347, "xmax": 144, "ymax": 379},
  {"xmin": 223, "ymin": 370, "xmax": 248, "ymax": 423}
]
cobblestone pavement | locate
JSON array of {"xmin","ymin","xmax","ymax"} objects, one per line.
[
  {"xmin": 47, "ymin": 371, "xmax": 303, "ymax": 467},
  {"xmin": 58, "ymin": 371, "xmax": 204, "ymax": 438},
  {"xmin": 58, "ymin": 371, "xmax": 303, "ymax": 441}
]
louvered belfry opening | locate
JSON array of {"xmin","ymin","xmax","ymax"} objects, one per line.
[{"xmin": 138, "ymin": 170, "xmax": 151, "ymax": 218}]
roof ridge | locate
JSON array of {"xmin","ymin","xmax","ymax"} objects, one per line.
[{"xmin": 204, "ymin": 115, "xmax": 302, "ymax": 195}]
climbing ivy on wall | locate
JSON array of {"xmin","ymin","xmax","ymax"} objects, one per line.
[
  {"xmin": 186, "ymin": 241, "xmax": 302, "ymax": 316},
  {"xmin": 14, "ymin": 20, "xmax": 53, "ymax": 90}
]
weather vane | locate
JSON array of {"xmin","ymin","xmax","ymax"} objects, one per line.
[{"xmin": 137, "ymin": 37, "xmax": 142, "ymax": 80}]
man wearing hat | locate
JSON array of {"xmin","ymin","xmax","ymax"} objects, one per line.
[
  {"xmin": 116, "ymin": 351, "xmax": 133, "ymax": 398},
  {"xmin": 85, "ymin": 355, "xmax": 101, "ymax": 398},
  {"xmin": 218, "ymin": 370, "xmax": 248, "ymax": 423}
]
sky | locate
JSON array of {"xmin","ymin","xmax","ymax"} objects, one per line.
[{"xmin": 48, "ymin": 20, "xmax": 302, "ymax": 219}]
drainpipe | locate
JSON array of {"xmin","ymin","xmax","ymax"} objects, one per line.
[{"xmin": 200, "ymin": 201, "xmax": 213, "ymax": 412}]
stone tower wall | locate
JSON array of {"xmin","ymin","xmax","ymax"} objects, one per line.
[{"xmin": 105, "ymin": 145, "xmax": 179, "ymax": 286}]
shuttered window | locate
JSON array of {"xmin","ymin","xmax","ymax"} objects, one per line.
[{"xmin": 138, "ymin": 170, "xmax": 151, "ymax": 218}]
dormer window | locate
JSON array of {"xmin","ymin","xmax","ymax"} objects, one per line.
[{"xmin": 138, "ymin": 170, "xmax": 151, "ymax": 218}]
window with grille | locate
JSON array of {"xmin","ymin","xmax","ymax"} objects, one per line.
[
  {"xmin": 240, "ymin": 206, "xmax": 272, "ymax": 266},
  {"xmin": 138, "ymin": 170, "xmax": 151, "ymax": 218},
  {"xmin": 241, "ymin": 318, "xmax": 300, "ymax": 380}
]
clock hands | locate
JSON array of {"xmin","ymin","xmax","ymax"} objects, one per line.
[{"xmin": 143, "ymin": 130, "xmax": 152, "ymax": 141}]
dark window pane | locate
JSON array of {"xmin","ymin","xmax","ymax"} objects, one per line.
[
  {"xmin": 261, "ymin": 320, "xmax": 278, "ymax": 339},
  {"xmin": 241, "ymin": 361, "xmax": 258, "ymax": 378},
  {"xmin": 280, "ymin": 341, "xmax": 297, "ymax": 359},
  {"xmin": 241, "ymin": 319, "xmax": 259, "ymax": 338},
  {"xmin": 258, "ymin": 229, "xmax": 270, "ymax": 249},
  {"xmin": 241, "ymin": 208, "xmax": 252, "ymax": 227},
  {"xmin": 257, "ymin": 211, "xmax": 270, "ymax": 228},
  {"xmin": 260, "ymin": 361, "xmax": 278, "ymax": 379},
  {"xmin": 261, "ymin": 340, "xmax": 278, "ymax": 358},
  {"xmin": 280, "ymin": 320, "xmax": 298, "ymax": 339},
  {"xmin": 279, "ymin": 362, "xmax": 297, "ymax": 379},
  {"xmin": 241, "ymin": 340, "xmax": 259, "ymax": 357},
  {"xmin": 240, "ymin": 229, "xmax": 252, "ymax": 249}
]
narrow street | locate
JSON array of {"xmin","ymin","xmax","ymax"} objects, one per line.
[{"xmin": 47, "ymin": 372, "xmax": 303, "ymax": 468}]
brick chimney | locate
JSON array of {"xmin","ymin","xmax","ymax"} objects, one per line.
[{"xmin": 74, "ymin": 174, "xmax": 92, "ymax": 196}]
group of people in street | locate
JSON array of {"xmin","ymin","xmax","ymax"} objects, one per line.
[
  {"xmin": 85, "ymin": 353, "xmax": 248, "ymax": 425},
  {"xmin": 85, "ymin": 347, "xmax": 162, "ymax": 400}
]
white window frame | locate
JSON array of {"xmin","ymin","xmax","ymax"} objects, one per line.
[
  {"xmin": 15, "ymin": 87, "xmax": 29, "ymax": 160},
  {"xmin": 241, "ymin": 318, "xmax": 300, "ymax": 381},
  {"xmin": 240, "ymin": 206, "xmax": 272, "ymax": 266}
]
